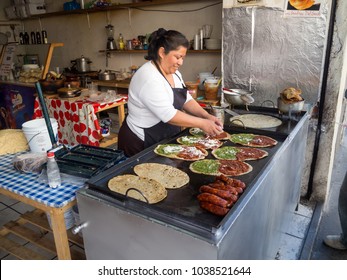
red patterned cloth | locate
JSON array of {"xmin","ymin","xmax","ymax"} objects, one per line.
[{"xmin": 33, "ymin": 96, "xmax": 127, "ymax": 146}]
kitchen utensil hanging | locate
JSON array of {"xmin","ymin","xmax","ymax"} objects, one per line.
[{"xmin": 249, "ymin": 6, "xmax": 256, "ymax": 93}]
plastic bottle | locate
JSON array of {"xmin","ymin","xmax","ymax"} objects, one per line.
[
  {"xmin": 118, "ymin": 33, "xmax": 125, "ymax": 50},
  {"xmin": 47, "ymin": 152, "xmax": 61, "ymax": 188}
]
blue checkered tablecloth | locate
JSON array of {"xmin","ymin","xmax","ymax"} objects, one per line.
[{"xmin": 0, "ymin": 153, "xmax": 85, "ymax": 208}]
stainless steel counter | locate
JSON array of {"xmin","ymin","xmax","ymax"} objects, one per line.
[{"xmin": 76, "ymin": 108, "xmax": 309, "ymax": 259}]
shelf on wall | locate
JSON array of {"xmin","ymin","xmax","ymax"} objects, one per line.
[
  {"xmin": 15, "ymin": 0, "xmax": 220, "ymax": 21},
  {"xmin": 99, "ymin": 49, "xmax": 221, "ymax": 54}
]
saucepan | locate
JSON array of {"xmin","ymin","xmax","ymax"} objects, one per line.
[
  {"xmin": 222, "ymin": 88, "xmax": 254, "ymax": 106},
  {"xmin": 277, "ymin": 97, "xmax": 305, "ymax": 114},
  {"xmin": 58, "ymin": 84, "xmax": 82, "ymax": 98},
  {"xmin": 98, "ymin": 70, "xmax": 117, "ymax": 81}
]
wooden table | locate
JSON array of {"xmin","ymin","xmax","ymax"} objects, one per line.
[{"xmin": 0, "ymin": 153, "xmax": 85, "ymax": 260}]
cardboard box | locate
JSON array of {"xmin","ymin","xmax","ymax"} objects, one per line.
[{"xmin": 25, "ymin": 3, "xmax": 46, "ymax": 15}]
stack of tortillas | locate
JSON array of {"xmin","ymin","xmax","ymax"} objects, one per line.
[
  {"xmin": 134, "ymin": 163, "xmax": 189, "ymax": 189},
  {"xmin": 108, "ymin": 163, "xmax": 189, "ymax": 204},
  {"xmin": 108, "ymin": 174, "xmax": 167, "ymax": 204},
  {"xmin": 0, "ymin": 129, "xmax": 29, "ymax": 155},
  {"xmin": 230, "ymin": 114, "xmax": 282, "ymax": 129}
]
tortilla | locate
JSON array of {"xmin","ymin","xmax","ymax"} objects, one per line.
[
  {"xmin": 189, "ymin": 159, "xmax": 253, "ymax": 177},
  {"xmin": 154, "ymin": 144, "xmax": 208, "ymax": 161},
  {"xmin": 229, "ymin": 133, "xmax": 278, "ymax": 148},
  {"xmin": 212, "ymin": 146, "xmax": 268, "ymax": 161},
  {"xmin": 229, "ymin": 114, "xmax": 282, "ymax": 129},
  {"xmin": 108, "ymin": 174, "xmax": 167, "ymax": 204},
  {"xmin": 134, "ymin": 163, "xmax": 189, "ymax": 189},
  {"xmin": 176, "ymin": 135, "xmax": 223, "ymax": 150},
  {"xmin": 189, "ymin": 127, "xmax": 230, "ymax": 140}
]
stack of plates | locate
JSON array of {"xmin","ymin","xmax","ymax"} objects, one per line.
[{"xmin": 205, "ymin": 38, "xmax": 221, "ymax": 50}]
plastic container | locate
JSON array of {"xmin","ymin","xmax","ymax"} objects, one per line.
[
  {"xmin": 198, "ymin": 72, "xmax": 214, "ymax": 90},
  {"xmin": 204, "ymin": 78, "xmax": 219, "ymax": 100},
  {"xmin": 185, "ymin": 81, "xmax": 199, "ymax": 99},
  {"xmin": 22, "ymin": 118, "xmax": 58, "ymax": 153},
  {"xmin": 47, "ymin": 152, "xmax": 61, "ymax": 188},
  {"xmin": 46, "ymin": 207, "xmax": 75, "ymax": 230}
]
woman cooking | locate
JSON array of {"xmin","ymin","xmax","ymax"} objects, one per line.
[{"xmin": 118, "ymin": 28, "xmax": 223, "ymax": 157}]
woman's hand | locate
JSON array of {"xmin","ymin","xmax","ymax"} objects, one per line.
[{"xmin": 200, "ymin": 117, "xmax": 224, "ymax": 137}]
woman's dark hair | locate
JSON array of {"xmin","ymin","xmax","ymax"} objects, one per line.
[{"xmin": 145, "ymin": 28, "xmax": 189, "ymax": 61}]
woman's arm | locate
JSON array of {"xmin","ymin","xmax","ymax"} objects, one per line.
[{"xmin": 168, "ymin": 99, "xmax": 224, "ymax": 136}]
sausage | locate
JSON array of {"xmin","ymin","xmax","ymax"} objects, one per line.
[
  {"xmin": 200, "ymin": 202, "xmax": 229, "ymax": 216},
  {"xmin": 197, "ymin": 193, "xmax": 230, "ymax": 208},
  {"xmin": 209, "ymin": 182, "xmax": 239, "ymax": 195},
  {"xmin": 216, "ymin": 174, "xmax": 247, "ymax": 189},
  {"xmin": 216, "ymin": 174, "xmax": 230, "ymax": 184},
  {"xmin": 199, "ymin": 185, "xmax": 236, "ymax": 200},
  {"xmin": 225, "ymin": 184, "xmax": 243, "ymax": 194},
  {"xmin": 231, "ymin": 179, "xmax": 246, "ymax": 189}
]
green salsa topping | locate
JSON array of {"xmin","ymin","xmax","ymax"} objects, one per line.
[
  {"xmin": 190, "ymin": 128, "xmax": 205, "ymax": 136},
  {"xmin": 156, "ymin": 144, "xmax": 183, "ymax": 155},
  {"xmin": 214, "ymin": 146, "xmax": 239, "ymax": 159},
  {"xmin": 190, "ymin": 160, "xmax": 220, "ymax": 174},
  {"xmin": 230, "ymin": 134, "xmax": 254, "ymax": 144}
]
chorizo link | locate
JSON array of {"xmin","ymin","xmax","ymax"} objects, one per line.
[
  {"xmin": 225, "ymin": 184, "xmax": 243, "ymax": 194},
  {"xmin": 216, "ymin": 174, "xmax": 230, "ymax": 184},
  {"xmin": 209, "ymin": 182, "xmax": 239, "ymax": 195},
  {"xmin": 199, "ymin": 185, "xmax": 235, "ymax": 200},
  {"xmin": 232, "ymin": 179, "xmax": 246, "ymax": 189},
  {"xmin": 216, "ymin": 174, "xmax": 246, "ymax": 189},
  {"xmin": 200, "ymin": 202, "xmax": 229, "ymax": 216},
  {"xmin": 197, "ymin": 193, "xmax": 230, "ymax": 208}
]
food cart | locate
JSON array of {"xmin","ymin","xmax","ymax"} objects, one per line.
[{"xmin": 75, "ymin": 106, "xmax": 309, "ymax": 259}]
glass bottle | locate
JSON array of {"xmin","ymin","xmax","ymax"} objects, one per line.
[
  {"xmin": 30, "ymin": 31, "xmax": 36, "ymax": 44},
  {"xmin": 24, "ymin": 32, "xmax": 29, "ymax": 44},
  {"xmin": 42, "ymin": 30, "xmax": 48, "ymax": 44},
  {"xmin": 118, "ymin": 33, "xmax": 125, "ymax": 50},
  {"xmin": 36, "ymin": 30, "xmax": 41, "ymax": 44}
]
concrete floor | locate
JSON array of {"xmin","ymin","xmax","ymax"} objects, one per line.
[
  {"xmin": 1, "ymin": 131, "xmax": 346, "ymax": 260},
  {"xmin": 300, "ymin": 128, "xmax": 347, "ymax": 260}
]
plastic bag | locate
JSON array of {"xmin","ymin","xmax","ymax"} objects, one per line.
[
  {"xmin": 38, "ymin": 168, "xmax": 88, "ymax": 186},
  {"xmin": 12, "ymin": 153, "xmax": 47, "ymax": 173}
]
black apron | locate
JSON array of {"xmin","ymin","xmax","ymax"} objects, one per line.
[{"xmin": 143, "ymin": 61, "xmax": 187, "ymax": 149}]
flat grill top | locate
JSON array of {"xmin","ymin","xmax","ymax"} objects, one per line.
[{"xmin": 86, "ymin": 107, "xmax": 307, "ymax": 240}]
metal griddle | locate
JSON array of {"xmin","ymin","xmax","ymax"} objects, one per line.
[
  {"xmin": 35, "ymin": 82, "xmax": 125, "ymax": 178},
  {"xmin": 87, "ymin": 122, "xmax": 289, "ymax": 239}
]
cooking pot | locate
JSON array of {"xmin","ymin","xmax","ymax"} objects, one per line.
[
  {"xmin": 98, "ymin": 70, "xmax": 116, "ymax": 81},
  {"xmin": 277, "ymin": 97, "xmax": 304, "ymax": 114},
  {"xmin": 71, "ymin": 55, "xmax": 92, "ymax": 73},
  {"xmin": 223, "ymin": 88, "xmax": 254, "ymax": 106}
]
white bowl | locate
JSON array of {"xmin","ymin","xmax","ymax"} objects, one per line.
[
  {"xmin": 22, "ymin": 64, "xmax": 39, "ymax": 71},
  {"xmin": 205, "ymin": 38, "xmax": 221, "ymax": 44},
  {"xmin": 205, "ymin": 39, "xmax": 221, "ymax": 50}
]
